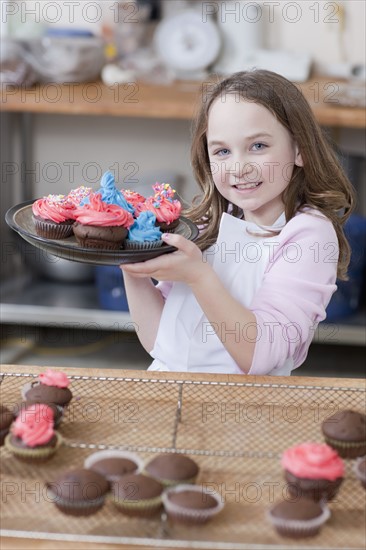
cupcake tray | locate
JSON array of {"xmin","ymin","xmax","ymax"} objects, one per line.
[
  {"xmin": 5, "ymin": 201, "xmax": 199, "ymax": 265},
  {"xmin": 1, "ymin": 367, "xmax": 365, "ymax": 550}
]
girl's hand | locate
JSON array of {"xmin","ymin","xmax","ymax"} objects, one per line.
[{"xmin": 121, "ymin": 233, "xmax": 208, "ymax": 286}]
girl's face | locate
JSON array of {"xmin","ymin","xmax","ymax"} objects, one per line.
[{"xmin": 207, "ymin": 95, "xmax": 303, "ymax": 226}]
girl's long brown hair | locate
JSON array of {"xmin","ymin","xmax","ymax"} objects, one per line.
[{"xmin": 186, "ymin": 70, "xmax": 355, "ymax": 280}]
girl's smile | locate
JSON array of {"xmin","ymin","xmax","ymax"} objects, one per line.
[
  {"xmin": 232, "ymin": 181, "xmax": 262, "ymax": 191},
  {"xmin": 207, "ymin": 96, "xmax": 303, "ymax": 226}
]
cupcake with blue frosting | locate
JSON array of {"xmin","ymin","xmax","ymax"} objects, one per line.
[
  {"xmin": 125, "ymin": 211, "xmax": 163, "ymax": 250},
  {"xmin": 82, "ymin": 171, "xmax": 134, "ymax": 214}
]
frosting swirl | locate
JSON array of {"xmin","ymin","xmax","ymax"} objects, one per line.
[
  {"xmin": 140, "ymin": 196, "xmax": 181, "ymax": 224},
  {"xmin": 12, "ymin": 403, "xmax": 55, "ymax": 447},
  {"xmin": 32, "ymin": 195, "xmax": 76, "ymax": 223},
  {"xmin": 82, "ymin": 171, "xmax": 134, "ymax": 213},
  {"xmin": 73, "ymin": 193, "xmax": 134, "ymax": 228},
  {"xmin": 128, "ymin": 211, "xmax": 162, "ymax": 242},
  {"xmin": 282, "ymin": 443, "xmax": 344, "ymax": 480},
  {"xmin": 122, "ymin": 190, "xmax": 146, "ymax": 214},
  {"xmin": 39, "ymin": 369, "xmax": 70, "ymax": 388}
]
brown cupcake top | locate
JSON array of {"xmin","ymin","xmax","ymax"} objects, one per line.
[
  {"xmin": 168, "ymin": 490, "xmax": 218, "ymax": 510},
  {"xmin": 25, "ymin": 382, "xmax": 72, "ymax": 407},
  {"xmin": 49, "ymin": 468, "xmax": 110, "ymax": 502},
  {"xmin": 270, "ymin": 497, "xmax": 323, "ymax": 521},
  {"xmin": 90, "ymin": 457, "xmax": 138, "ymax": 479},
  {"xmin": 322, "ymin": 409, "xmax": 366, "ymax": 442},
  {"xmin": 112, "ymin": 473, "xmax": 163, "ymax": 501},
  {"xmin": 145, "ymin": 454, "xmax": 199, "ymax": 482}
]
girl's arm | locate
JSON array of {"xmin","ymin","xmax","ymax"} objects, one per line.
[
  {"xmin": 122, "ymin": 234, "xmax": 257, "ymax": 372},
  {"xmin": 121, "ymin": 272, "xmax": 165, "ymax": 352}
]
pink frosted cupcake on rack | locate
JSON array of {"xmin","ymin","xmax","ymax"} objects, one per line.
[
  {"xmin": 140, "ymin": 183, "xmax": 182, "ymax": 232},
  {"xmin": 22, "ymin": 368, "xmax": 73, "ymax": 410},
  {"xmin": 73, "ymin": 192, "xmax": 134, "ymax": 249},
  {"xmin": 32, "ymin": 194, "xmax": 77, "ymax": 239},
  {"xmin": 281, "ymin": 442, "xmax": 344, "ymax": 501},
  {"xmin": 5, "ymin": 403, "xmax": 62, "ymax": 462}
]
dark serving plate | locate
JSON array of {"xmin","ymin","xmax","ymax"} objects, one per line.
[{"xmin": 5, "ymin": 201, "xmax": 199, "ymax": 266}]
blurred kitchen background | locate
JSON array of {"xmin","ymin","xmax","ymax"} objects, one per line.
[{"xmin": 1, "ymin": 1, "xmax": 365, "ymax": 376}]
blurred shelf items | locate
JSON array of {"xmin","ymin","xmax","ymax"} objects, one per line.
[{"xmin": 0, "ymin": 0, "xmax": 365, "ymax": 351}]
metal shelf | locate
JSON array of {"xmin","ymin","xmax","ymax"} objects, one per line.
[
  {"xmin": 0, "ymin": 275, "xmax": 133, "ymax": 331},
  {"xmin": 1, "ymin": 276, "xmax": 365, "ymax": 345}
]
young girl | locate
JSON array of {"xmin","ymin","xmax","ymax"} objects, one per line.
[{"xmin": 122, "ymin": 70, "xmax": 354, "ymax": 375}]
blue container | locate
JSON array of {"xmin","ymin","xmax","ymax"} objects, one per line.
[
  {"xmin": 95, "ymin": 266, "xmax": 129, "ymax": 311},
  {"xmin": 326, "ymin": 214, "xmax": 366, "ymax": 321}
]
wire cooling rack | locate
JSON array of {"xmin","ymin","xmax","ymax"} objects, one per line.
[{"xmin": 1, "ymin": 370, "xmax": 365, "ymax": 550}]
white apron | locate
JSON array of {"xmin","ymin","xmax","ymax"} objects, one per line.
[{"xmin": 149, "ymin": 212, "xmax": 293, "ymax": 375}]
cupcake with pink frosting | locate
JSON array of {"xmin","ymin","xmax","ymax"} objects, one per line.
[
  {"xmin": 281, "ymin": 442, "xmax": 344, "ymax": 502},
  {"xmin": 73, "ymin": 192, "xmax": 134, "ymax": 249},
  {"xmin": 22, "ymin": 369, "xmax": 73, "ymax": 410},
  {"xmin": 5, "ymin": 403, "xmax": 62, "ymax": 462},
  {"xmin": 32, "ymin": 194, "xmax": 77, "ymax": 239},
  {"xmin": 140, "ymin": 183, "xmax": 182, "ymax": 232}
]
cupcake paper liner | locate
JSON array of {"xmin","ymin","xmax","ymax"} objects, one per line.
[
  {"xmin": 47, "ymin": 489, "xmax": 106, "ymax": 517},
  {"xmin": 157, "ymin": 219, "xmax": 180, "ymax": 233},
  {"xmin": 162, "ymin": 484, "xmax": 224, "ymax": 524},
  {"xmin": 84, "ymin": 450, "xmax": 144, "ymax": 482},
  {"xmin": 124, "ymin": 240, "xmax": 163, "ymax": 250},
  {"xmin": 4, "ymin": 432, "xmax": 62, "ymax": 462},
  {"xmin": 34, "ymin": 219, "xmax": 74, "ymax": 239},
  {"xmin": 111, "ymin": 494, "xmax": 162, "ymax": 517},
  {"xmin": 73, "ymin": 237, "xmax": 122, "ymax": 250},
  {"xmin": 267, "ymin": 503, "xmax": 331, "ymax": 539},
  {"xmin": 284, "ymin": 470, "xmax": 343, "ymax": 502},
  {"xmin": 323, "ymin": 435, "xmax": 366, "ymax": 459}
]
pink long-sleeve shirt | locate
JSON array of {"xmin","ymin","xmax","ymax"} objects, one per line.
[{"xmin": 149, "ymin": 209, "xmax": 338, "ymax": 375}]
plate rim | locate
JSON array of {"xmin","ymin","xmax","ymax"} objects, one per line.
[{"xmin": 5, "ymin": 200, "xmax": 199, "ymax": 264}]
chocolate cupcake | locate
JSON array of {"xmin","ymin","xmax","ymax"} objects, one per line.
[
  {"xmin": 32, "ymin": 195, "xmax": 76, "ymax": 239},
  {"xmin": 112, "ymin": 473, "xmax": 163, "ymax": 517},
  {"xmin": 321, "ymin": 409, "xmax": 366, "ymax": 459},
  {"xmin": 5, "ymin": 403, "xmax": 62, "ymax": 462},
  {"xmin": 0, "ymin": 405, "xmax": 14, "ymax": 446},
  {"xmin": 73, "ymin": 222, "xmax": 128, "ymax": 250},
  {"xmin": 162, "ymin": 484, "xmax": 224, "ymax": 525},
  {"xmin": 354, "ymin": 457, "xmax": 366, "ymax": 489},
  {"xmin": 144, "ymin": 454, "xmax": 199, "ymax": 487},
  {"xmin": 22, "ymin": 369, "xmax": 73, "ymax": 409},
  {"xmin": 281, "ymin": 443, "xmax": 344, "ymax": 501},
  {"xmin": 125, "ymin": 211, "xmax": 163, "ymax": 250},
  {"xmin": 72, "ymin": 193, "xmax": 133, "ymax": 250},
  {"xmin": 84, "ymin": 450, "xmax": 143, "ymax": 483},
  {"xmin": 48, "ymin": 468, "xmax": 110, "ymax": 517},
  {"xmin": 267, "ymin": 497, "xmax": 330, "ymax": 538},
  {"xmin": 139, "ymin": 183, "xmax": 181, "ymax": 233}
]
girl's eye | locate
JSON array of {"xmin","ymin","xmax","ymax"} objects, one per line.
[
  {"xmin": 216, "ymin": 148, "xmax": 230, "ymax": 156},
  {"xmin": 251, "ymin": 143, "xmax": 266, "ymax": 151}
]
